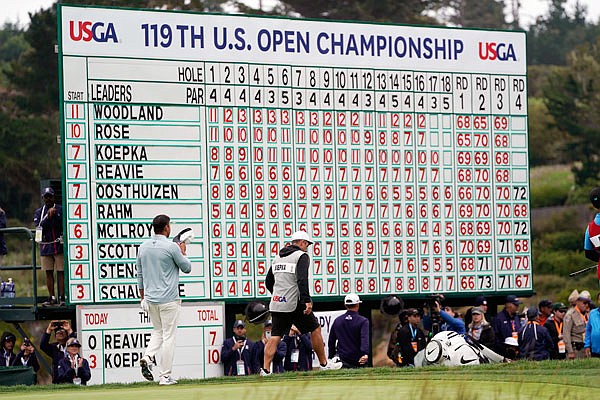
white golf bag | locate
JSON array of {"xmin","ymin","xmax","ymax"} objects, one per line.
[{"xmin": 414, "ymin": 331, "xmax": 504, "ymax": 367}]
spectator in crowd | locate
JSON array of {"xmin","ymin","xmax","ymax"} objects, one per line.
[
  {"xmin": 221, "ymin": 320, "xmax": 254, "ymax": 376},
  {"xmin": 493, "ymin": 295, "xmax": 522, "ymax": 354},
  {"xmin": 251, "ymin": 319, "xmax": 286, "ymax": 374},
  {"xmin": 518, "ymin": 307, "xmax": 553, "ymax": 361},
  {"xmin": 583, "ymin": 187, "xmax": 600, "ymax": 275},
  {"xmin": 467, "ymin": 307, "xmax": 495, "ymax": 349},
  {"xmin": 283, "ymin": 325, "xmax": 313, "ymax": 372},
  {"xmin": 40, "ymin": 320, "xmax": 76, "ymax": 383},
  {"xmin": 538, "ymin": 300, "xmax": 553, "ymax": 326},
  {"xmin": 0, "ymin": 332, "xmax": 16, "ymax": 367},
  {"xmin": 544, "ymin": 302, "xmax": 568, "ymax": 359},
  {"xmin": 568, "ymin": 290, "xmax": 579, "ymax": 309},
  {"xmin": 394, "ymin": 308, "xmax": 427, "ymax": 367},
  {"xmin": 33, "ymin": 187, "xmax": 65, "ymax": 307},
  {"xmin": 503, "ymin": 337, "xmax": 520, "ymax": 360},
  {"xmin": 387, "ymin": 310, "xmax": 409, "ymax": 366},
  {"xmin": 432, "ymin": 301, "xmax": 465, "ymax": 334},
  {"xmin": 464, "ymin": 296, "xmax": 488, "ymax": 326},
  {"xmin": 585, "ymin": 292, "xmax": 600, "ymax": 357},
  {"xmin": 56, "ymin": 338, "xmax": 91, "ymax": 385},
  {"xmin": 328, "ymin": 293, "xmax": 370, "ymax": 368},
  {"xmin": 0, "ymin": 207, "xmax": 6, "ymax": 266},
  {"xmin": 13, "ymin": 337, "xmax": 40, "ymax": 373},
  {"xmin": 564, "ymin": 292, "xmax": 591, "ymax": 359}
]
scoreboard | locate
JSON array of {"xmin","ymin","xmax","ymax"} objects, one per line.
[{"xmin": 59, "ymin": 5, "xmax": 532, "ymax": 304}]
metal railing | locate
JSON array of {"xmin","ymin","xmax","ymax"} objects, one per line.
[{"xmin": 0, "ymin": 227, "xmax": 38, "ymax": 314}]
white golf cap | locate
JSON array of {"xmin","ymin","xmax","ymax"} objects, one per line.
[
  {"xmin": 291, "ymin": 230, "xmax": 313, "ymax": 244},
  {"xmin": 344, "ymin": 293, "xmax": 362, "ymax": 305}
]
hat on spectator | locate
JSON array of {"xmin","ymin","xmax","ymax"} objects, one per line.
[
  {"xmin": 405, "ymin": 308, "xmax": 420, "ymax": 316},
  {"xmin": 472, "ymin": 307, "xmax": 484, "ymax": 315},
  {"xmin": 264, "ymin": 319, "xmax": 273, "ymax": 327},
  {"xmin": 568, "ymin": 290, "xmax": 580, "ymax": 305},
  {"xmin": 504, "ymin": 337, "xmax": 518, "ymax": 347},
  {"xmin": 344, "ymin": 293, "xmax": 362, "ymax": 305},
  {"xmin": 526, "ymin": 307, "xmax": 540, "ymax": 320},
  {"xmin": 66, "ymin": 338, "xmax": 81, "ymax": 347},
  {"xmin": 474, "ymin": 296, "xmax": 487, "ymax": 306},
  {"xmin": 552, "ymin": 302, "xmax": 568, "ymax": 312},
  {"xmin": 578, "ymin": 291, "xmax": 592, "ymax": 304},
  {"xmin": 538, "ymin": 299, "xmax": 553, "ymax": 309},
  {"xmin": 233, "ymin": 320, "xmax": 246, "ymax": 328},
  {"xmin": 505, "ymin": 295, "xmax": 521, "ymax": 306},
  {"xmin": 42, "ymin": 187, "xmax": 54, "ymax": 196}
]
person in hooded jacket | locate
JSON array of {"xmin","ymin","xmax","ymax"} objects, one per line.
[
  {"xmin": 518, "ymin": 307, "xmax": 553, "ymax": 361},
  {"xmin": 0, "ymin": 332, "xmax": 16, "ymax": 367}
]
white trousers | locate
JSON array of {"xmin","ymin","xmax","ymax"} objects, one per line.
[{"xmin": 145, "ymin": 300, "xmax": 180, "ymax": 378}]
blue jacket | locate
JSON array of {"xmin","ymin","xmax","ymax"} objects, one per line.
[
  {"xmin": 585, "ymin": 308, "xmax": 600, "ymax": 354},
  {"xmin": 33, "ymin": 204, "xmax": 63, "ymax": 256},
  {"xmin": 221, "ymin": 337, "xmax": 254, "ymax": 376},
  {"xmin": 283, "ymin": 333, "xmax": 313, "ymax": 371},
  {"xmin": 518, "ymin": 322, "xmax": 553, "ymax": 361},
  {"xmin": 251, "ymin": 339, "xmax": 286, "ymax": 374},
  {"xmin": 439, "ymin": 310, "xmax": 466, "ymax": 334},
  {"xmin": 56, "ymin": 355, "xmax": 91, "ymax": 385},
  {"xmin": 13, "ymin": 351, "xmax": 40, "ymax": 372},
  {"xmin": 328, "ymin": 310, "xmax": 370, "ymax": 366},
  {"xmin": 493, "ymin": 309, "xmax": 522, "ymax": 349}
]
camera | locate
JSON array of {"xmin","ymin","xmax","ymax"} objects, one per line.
[
  {"xmin": 52, "ymin": 321, "xmax": 64, "ymax": 328},
  {"xmin": 426, "ymin": 294, "xmax": 445, "ymax": 336},
  {"xmin": 23, "ymin": 338, "xmax": 31, "ymax": 346}
]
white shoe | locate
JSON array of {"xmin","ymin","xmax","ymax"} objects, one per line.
[
  {"xmin": 159, "ymin": 376, "xmax": 178, "ymax": 385},
  {"xmin": 319, "ymin": 358, "xmax": 343, "ymax": 371},
  {"xmin": 259, "ymin": 368, "xmax": 271, "ymax": 376}
]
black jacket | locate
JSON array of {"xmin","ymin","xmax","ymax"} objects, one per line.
[
  {"xmin": 544, "ymin": 317, "xmax": 566, "ymax": 360},
  {"xmin": 396, "ymin": 324, "xmax": 427, "ymax": 367}
]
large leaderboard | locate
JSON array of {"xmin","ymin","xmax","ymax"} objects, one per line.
[{"xmin": 59, "ymin": 5, "xmax": 532, "ymax": 304}]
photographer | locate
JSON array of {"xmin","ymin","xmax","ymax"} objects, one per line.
[
  {"xmin": 56, "ymin": 338, "xmax": 91, "ymax": 385},
  {"xmin": 13, "ymin": 337, "xmax": 40, "ymax": 373},
  {"xmin": 40, "ymin": 320, "xmax": 76, "ymax": 383},
  {"xmin": 429, "ymin": 301, "xmax": 466, "ymax": 334},
  {"xmin": 221, "ymin": 320, "xmax": 254, "ymax": 376}
]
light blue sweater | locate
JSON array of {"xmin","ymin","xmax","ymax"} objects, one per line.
[
  {"xmin": 585, "ymin": 308, "xmax": 600, "ymax": 353},
  {"xmin": 136, "ymin": 234, "xmax": 191, "ymax": 303}
]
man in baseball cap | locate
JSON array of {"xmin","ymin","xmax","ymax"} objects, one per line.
[
  {"xmin": 261, "ymin": 230, "xmax": 341, "ymax": 375},
  {"xmin": 538, "ymin": 299, "xmax": 553, "ymax": 325},
  {"xmin": 328, "ymin": 294, "xmax": 370, "ymax": 368},
  {"xmin": 492, "ymin": 295, "xmax": 522, "ymax": 356}
]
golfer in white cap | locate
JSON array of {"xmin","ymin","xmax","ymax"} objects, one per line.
[{"xmin": 328, "ymin": 293, "xmax": 370, "ymax": 368}]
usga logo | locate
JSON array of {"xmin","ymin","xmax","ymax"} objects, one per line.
[
  {"xmin": 478, "ymin": 42, "xmax": 516, "ymax": 61},
  {"xmin": 272, "ymin": 295, "xmax": 287, "ymax": 303},
  {"xmin": 69, "ymin": 21, "xmax": 118, "ymax": 43}
]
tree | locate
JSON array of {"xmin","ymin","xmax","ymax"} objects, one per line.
[
  {"xmin": 436, "ymin": 0, "xmax": 507, "ymax": 29},
  {"xmin": 544, "ymin": 37, "xmax": 600, "ymax": 185},
  {"xmin": 237, "ymin": 0, "xmax": 443, "ymax": 25},
  {"xmin": 527, "ymin": 0, "xmax": 600, "ymax": 66}
]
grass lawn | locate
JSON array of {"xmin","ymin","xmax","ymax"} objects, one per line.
[{"xmin": 2, "ymin": 359, "xmax": 599, "ymax": 400}]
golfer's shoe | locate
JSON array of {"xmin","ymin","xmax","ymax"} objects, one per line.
[
  {"xmin": 259, "ymin": 368, "xmax": 271, "ymax": 376},
  {"xmin": 319, "ymin": 358, "xmax": 343, "ymax": 371},
  {"xmin": 159, "ymin": 376, "xmax": 178, "ymax": 386},
  {"xmin": 139, "ymin": 357, "xmax": 154, "ymax": 381}
]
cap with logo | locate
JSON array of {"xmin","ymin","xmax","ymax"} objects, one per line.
[
  {"xmin": 474, "ymin": 295, "xmax": 487, "ymax": 306},
  {"xmin": 552, "ymin": 302, "xmax": 568, "ymax": 312},
  {"xmin": 504, "ymin": 337, "xmax": 518, "ymax": 347},
  {"xmin": 290, "ymin": 230, "xmax": 313, "ymax": 244},
  {"xmin": 233, "ymin": 320, "xmax": 246, "ymax": 328},
  {"xmin": 505, "ymin": 295, "xmax": 521, "ymax": 305},
  {"xmin": 472, "ymin": 307, "xmax": 484, "ymax": 315},
  {"xmin": 66, "ymin": 338, "xmax": 81, "ymax": 347},
  {"xmin": 42, "ymin": 187, "xmax": 55, "ymax": 196},
  {"xmin": 344, "ymin": 293, "xmax": 362, "ymax": 305}
]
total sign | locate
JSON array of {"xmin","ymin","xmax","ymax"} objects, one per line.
[{"xmin": 77, "ymin": 303, "xmax": 225, "ymax": 384}]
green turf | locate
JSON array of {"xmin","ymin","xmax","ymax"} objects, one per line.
[{"xmin": 2, "ymin": 359, "xmax": 599, "ymax": 400}]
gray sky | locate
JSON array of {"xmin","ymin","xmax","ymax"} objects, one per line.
[{"xmin": 2, "ymin": 0, "xmax": 600, "ymax": 26}]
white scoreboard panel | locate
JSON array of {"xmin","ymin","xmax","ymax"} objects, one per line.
[
  {"xmin": 76, "ymin": 302, "xmax": 225, "ymax": 384},
  {"xmin": 59, "ymin": 5, "xmax": 532, "ymax": 304}
]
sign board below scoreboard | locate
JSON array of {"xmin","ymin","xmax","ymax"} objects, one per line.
[
  {"xmin": 76, "ymin": 302, "xmax": 225, "ymax": 384},
  {"xmin": 59, "ymin": 5, "xmax": 533, "ymax": 304}
]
